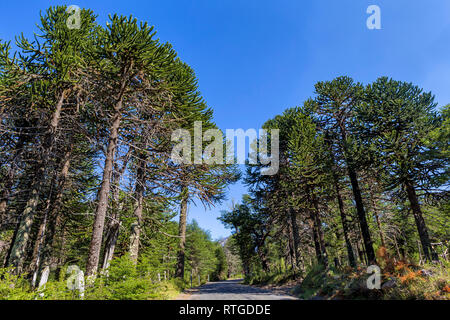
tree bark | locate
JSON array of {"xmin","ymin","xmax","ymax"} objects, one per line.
[
  {"xmin": 85, "ymin": 106, "xmax": 122, "ymax": 277},
  {"xmin": 308, "ymin": 210, "xmax": 324, "ymax": 265},
  {"xmin": 129, "ymin": 152, "xmax": 146, "ymax": 264},
  {"xmin": 286, "ymin": 229, "xmax": 296, "ymax": 272},
  {"xmin": 345, "ymin": 163, "xmax": 376, "ymax": 264},
  {"xmin": 339, "ymin": 126, "xmax": 376, "ymax": 264},
  {"xmin": 310, "ymin": 192, "xmax": 328, "ymax": 266},
  {"xmin": 35, "ymin": 147, "xmax": 72, "ymax": 280},
  {"xmin": 374, "ymin": 211, "xmax": 386, "ymax": 248},
  {"xmin": 258, "ymin": 247, "xmax": 270, "ymax": 272},
  {"xmin": 102, "ymin": 221, "xmax": 120, "ymax": 271},
  {"xmin": 175, "ymin": 189, "xmax": 188, "ymax": 278},
  {"xmin": 325, "ymin": 134, "xmax": 356, "ymax": 267},
  {"xmin": 335, "ymin": 184, "xmax": 356, "ymax": 267},
  {"xmin": 404, "ymin": 179, "xmax": 438, "ymax": 261},
  {"xmin": 289, "ymin": 208, "xmax": 301, "ymax": 269},
  {"xmin": 368, "ymin": 182, "xmax": 386, "ymax": 248},
  {"xmin": 85, "ymin": 66, "xmax": 130, "ymax": 277},
  {"xmin": 7, "ymin": 90, "xmax": 68, "ymax": 273},
  {"xmin": 102, "ymin": 149, "xmax": 131, "ymax": 271}
]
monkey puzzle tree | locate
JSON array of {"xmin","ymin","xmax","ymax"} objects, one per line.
[
  {"xmin": 313, "ymin": 76, "xmax": 376, "ymax": 264},
  {"xmin": 5, "ymin": 6, "xmax": 99, "ymax": 273},
  {"xmin": 85, "ymin": 14, "xmax": 178, "ymax": 276},
  {"xmin": 359, "ymin": 77, "xmax": 446, "ymax": 261}
]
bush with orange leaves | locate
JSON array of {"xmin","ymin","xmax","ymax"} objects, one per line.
[
  {"xmin": 382, "ymin": 258, "xmax": 450, "ymax": 300},
  {"xmin": 375, "ymin": 246, "xmax": 424, "ymax": 284}
]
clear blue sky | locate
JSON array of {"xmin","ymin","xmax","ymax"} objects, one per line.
[{"xmin": 1, "ymin": 1, "xmax": 449, "ymax": 240}]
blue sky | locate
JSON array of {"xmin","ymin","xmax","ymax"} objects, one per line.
[{"xmin": 1, "ymin": 1, "xmax": 449, "ymax": 240}]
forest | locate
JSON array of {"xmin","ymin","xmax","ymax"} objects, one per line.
[
  {"xmin": 0, "ymin": 6, "xmax": 240, "ymax": 299},
  {"xmin": 0, "ymin": 6, "xmax": 448, "ymax": 300},
  {"xmin": 220, "ymin": 77, "xmax": 449, "ymax": 299}
]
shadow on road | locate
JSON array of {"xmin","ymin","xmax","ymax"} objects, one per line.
[{"xmin": 181, "ymin": 279, "xmax": 298, "ymax": 300}]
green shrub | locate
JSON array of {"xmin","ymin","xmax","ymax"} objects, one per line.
[
  {"xmin": 0, "ymin": 268, "xmax": 34, "ymax": 300},
  {"xmin": 0, "ymin": 255, "xmax": 193, "ymax": 300}
]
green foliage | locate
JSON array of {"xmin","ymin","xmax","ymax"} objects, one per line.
[
  {"xmin": 244, "ymin": 269, "xmax": 297, "ymax": 287},
  {"xmin": 0, "ymin": 268, "xmax": 34, "ymax": 300},
  {"xmin": 212, "ymin": 246, "xmax": 228, "ymax": 281}
]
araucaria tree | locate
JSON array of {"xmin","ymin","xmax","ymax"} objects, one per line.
[
  {"xmin": 221, "ymin": 76, "xmax": 448, "ymax": 278},
  {"xmin": 0, "ymin": 6, "xmax": 237, "ymax": 286}
]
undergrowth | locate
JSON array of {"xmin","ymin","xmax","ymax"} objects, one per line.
[
  {"xmin": 244, "ymin": 248, "xmax": 449, "ymax": 300},
  {"xmin": 0, "ymin": 255, "xmax": 190, "ymax": 300}
]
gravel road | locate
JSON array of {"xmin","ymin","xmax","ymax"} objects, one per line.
[{"xmin": 179, "ymin": 279, "xmax": 298, "ymax": 300}]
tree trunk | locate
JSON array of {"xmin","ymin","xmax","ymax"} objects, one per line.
[
  {"xmin": 7, "ymin": 169, "xmax": 43, "ymax": 273},
  {"xmin": 85, "ymin": 63, "xmax": 132, "ymax": 277},
  {"xmin": 339, "ymin": 127, "xmax": 376, "ymax": 264},
  {"xmin": 102, "ymin": 221, "xmax": 120, "ymax": 271},
  {"xmin": 129, "ymin": 152, "xmax": 146, "ymax": 264},
  {"xmin": 289, "ymin": 208, "xmax": 301, "ymax": 269},
  {"xmin": 368, "ymin": 182, "xmax": 386, "ymax": 248},
  {"xmin": 101, "ymin": 149, "xmax": 131, "ymax": 271},
  {"xmin": 36, "ymin": 148, "xmax": 72, "ymax": 279},
  {"xmin": 85, "ymin": 103, "xmax": 123, "ymax": 277},
  {"xmin": 331, "ymin": 175, "xmax": 356, "ymax": 267},
  {"xmin": 287, "ymin": 233, "xmax": 296, "ymax": 272},
  {"xmin": 31, "ymin": 202, "xmax": 49, "ymax": 287},
  {"xmin": 308, "ymin": 211, "xmax": 323, "ymax": 265},
  {"xmin": 346, "ymin": 163, "xmax": 376, "ymax": 264},
  {"xmin": 311, "ymin": 192, "xmax": 328, "ymax": 266},
  {"xmin": 336, "ymin": 189, "xmax": 356, "ymax": 267},
  {"xmin": 258, "ymin": 247, "xmax": 270, "ymax": 272},
  {"xmin": 355, "ymin": 240, "xmax": 364, "ymax": 264},
  {"xmin": 175, "ymin": 189, "xmax": 188, "ymax": 278},
  {"xmin": 7, "ymin": 90, "xmax": 68, "ymax": 273},
  {"xmin": 404, "ymin": 179, "xmax": 438, "ymax": 261},
  {"xmin": 374, "ymin": 212, "xmax": 386, "ymax": 248},
  {"xmin": 326, "ymin": 134, "xmax": 356, "ymax": 267}
]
